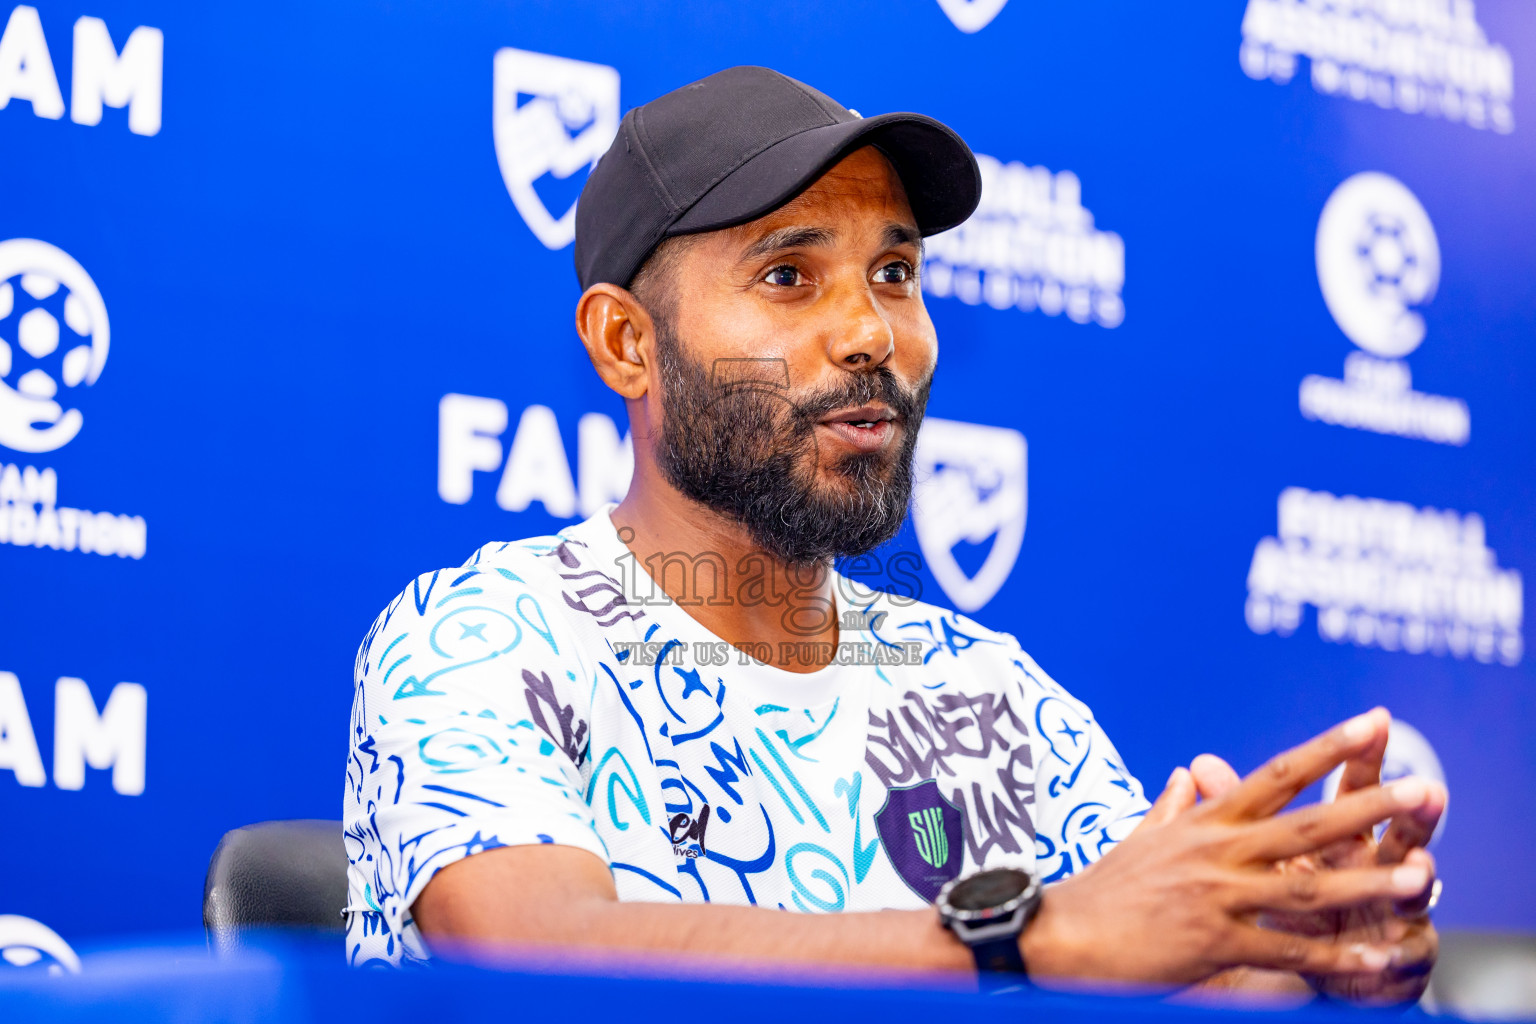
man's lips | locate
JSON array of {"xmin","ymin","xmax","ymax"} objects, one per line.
[
  {"xmin": 816, "ymin": 404, "xmax": 901, "ymax": 453},
  {"xmin": 819, "ymin": 404, "xmax": 897, "ymax": 426}
]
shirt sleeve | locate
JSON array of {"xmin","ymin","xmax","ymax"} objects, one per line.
[
  {"xmin": 343, "ymin": 559, "xmax": 609, "ymax": 948},
  {"xmin": 1009, "ymin": 643, "xmax": 1151, "ymax": 884}
]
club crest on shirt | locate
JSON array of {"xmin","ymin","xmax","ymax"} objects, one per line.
[{"xmin": 875, "ymin": 779, "xmax": 965, "ymax": 902}]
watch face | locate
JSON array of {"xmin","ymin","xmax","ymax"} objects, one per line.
[{"xmin": 948, "ymin": 868, "xmax": 1031, "ymax": 912}]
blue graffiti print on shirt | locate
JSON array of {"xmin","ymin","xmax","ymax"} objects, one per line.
[
  {"xmin": 785, "ymin": 843, "xmax": 850, "ymax": 912},
  {"xmin": 393, "ymin": 605, "xmax": 523, "ymax": 700},
  {"xmin": 833, "ymin": 771, "xmax": 880, "ymax": 883},
  {"xmin": 1036, "ymin": 695, "xmax": 1092, "ymax": 798}
]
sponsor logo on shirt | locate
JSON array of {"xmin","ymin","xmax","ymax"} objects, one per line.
[
  {"xmin": 875, "ymin": 779, "xmax": 965, "ymax": 902},
  {"xmin": 492, "ymin": 47, "xmax": 620, "ymax": 250},
  {"xmin": 669, "ymin": 805, "xmax": 711, "ymax": 858}
]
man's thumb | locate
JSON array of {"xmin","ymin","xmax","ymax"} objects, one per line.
[{"xmin": 1142, "ymin": 766, "xmax": 1196, "ymax": 826}]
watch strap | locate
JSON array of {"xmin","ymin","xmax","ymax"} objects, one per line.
[{"xmin": 969, "ymin": 934, "xmax": 1026, "ymax": 975}]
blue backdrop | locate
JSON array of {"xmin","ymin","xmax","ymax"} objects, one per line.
[{"xmin": 0, "ymin": 0, "xmax": 1531, "ymax": 959}]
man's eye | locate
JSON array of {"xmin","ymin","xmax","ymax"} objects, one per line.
[
  {"xmin": 874, "ymin": 261, "xmax": 913, "ymax": 284},
  {"xmin": 764, "ymin": 265, "xmax": 802, "ymax": 287}
]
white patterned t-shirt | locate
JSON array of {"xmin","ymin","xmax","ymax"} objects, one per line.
[{"xmin": 343, "ymin": 505, "xmax": 1149, "ymax": 966}]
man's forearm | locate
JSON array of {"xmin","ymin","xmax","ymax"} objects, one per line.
[
  {"xmin": 427, "ymin": 896, "xmax": 975, "ymax": 976},
  {"xmin": 414, "ymin": 845, "xmax": 976, "ymax": 976},
  {"xmin": 422, "ymin": 878, "xmax": 1312, "ymax": 999}
]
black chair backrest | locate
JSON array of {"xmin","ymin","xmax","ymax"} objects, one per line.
[{"xmin": 203, "ymin": 819, "xmax": 347, "ymax": 956}]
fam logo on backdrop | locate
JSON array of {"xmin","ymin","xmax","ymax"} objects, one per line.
[
  {"xmin": 923, "ymin": 154, "xmax": 1125, "ymax": 329},
  {"xmin": 0, "ymin": 5, "xmax": 163, "ymax": 135},
  {"xmin": 1239, "ymin": 0, "xmax": 1513, "ymax": 134},
  {"xmin": 439, "ymin": 396, "xmax": 1029, "ymax": 613},
  {"xmin": 493, "ymin": 47, "xmax": 619, "ymax": 250},
  {"xmin": 0, "ymin": 239, "xmax": 147, "ymax": 558},
  {"xmin": 0, "ymin": 671, "xmax": 147, "ymax": 795},
  {"xmin": 1299, "ymin": 172, "xmax": 1468, "ymax": 446},
  {"xmin": 438, "ymin": 394, "xmax": 632, "ymax": 520}
]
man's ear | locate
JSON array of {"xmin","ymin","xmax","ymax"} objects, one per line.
[{"xmin": 576, "ymin": 284, "xmax": 653, "ymax": 400}]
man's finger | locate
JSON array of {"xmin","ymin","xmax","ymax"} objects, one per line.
[
  {"xmin": 1377, "ymin": 782, "xmax": 1448, "ymax": 864},
  {"xmin": 1243, "ymin": 778, "xmax": 1434, "ymax": 863},
  {"xmin": 1215, "ymin": 709, "xmax": 1388, "ymax": 821},
  {"xmin": 1222, "ymin": 924, "xmax": 1399, "ymax": 977},
  {"xmin": 1385, "ymin": 918, "xmax": 1438, "ymax": 980},
  {"xmin": 1189, "ymin": 754, "xmax": 1241, "ymax": 802},
  {"xmin": 1235, "ymin": 861, "xmax": 1432, "ymax": 914},
  {"xmin": 1390, "ymin": 847, "xmax": 1438, "ymax": 918},
  {"xmin": 1142, "ymin": 766, "xmax": 1197, "ymax": 827},
  {"xmin": 1335, "ymin": 707, "xmax": 1390, "ymax": 797}
]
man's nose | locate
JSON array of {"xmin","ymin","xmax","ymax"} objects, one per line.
[{"xmin": 826, "ymin": 282, "xmax": 896, "ymax": 369}]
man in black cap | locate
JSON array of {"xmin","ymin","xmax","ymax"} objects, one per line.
[{"xmin": 344, "ymin": 67, "xmax": 1441, "ymax": 1000}]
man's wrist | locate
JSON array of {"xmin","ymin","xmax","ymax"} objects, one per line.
[{"xmin": 1016, "ymin": 888, "xmax": 1081, "ymax": 984}]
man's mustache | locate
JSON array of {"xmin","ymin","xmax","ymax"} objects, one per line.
[{"xmin": 787, "ymin": 367, "xmax": 931, "ymax": 428}]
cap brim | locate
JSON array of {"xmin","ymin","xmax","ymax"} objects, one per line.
[{"xmin": 668, "ymin": 112, "xmax": 980, "ymax": 239}]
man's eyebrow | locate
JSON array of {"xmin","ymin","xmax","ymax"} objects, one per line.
[
  {"xmin": 883, "ymin": 223, "xmax": 922, "ymax": 251},
  {"xmin": 738, "ymin": 226, "xmax": 836, "ymax": 265}
]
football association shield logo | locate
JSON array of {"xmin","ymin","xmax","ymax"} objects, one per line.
[
  {"xmin": 492, "ymin": 48, "xmax": 620, "ymax": 250},
  {"xmin": 911, "ymin": 418, "xmax": 1027, "ymax": 613},
  {"xmin": 935, "ymin": 0, "xmax": 1009, "ymax": 33},
  {"xmin": 875, "ymin": 780, "xmax": 964, "ymax": 902}
]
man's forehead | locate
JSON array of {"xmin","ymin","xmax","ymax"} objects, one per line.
[{"xmin": 718, "ymin": 147, "xmax": 919, "ymax": 252}]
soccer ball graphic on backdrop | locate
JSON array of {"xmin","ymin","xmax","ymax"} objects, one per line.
[
  {"xmin": 0, "ymin": 239, "xmax": 110, "ymax": 454},
  {"xmin": 1315, "ymin": 172, "xmax": 1439, "ymax": 360},
  {"xmin": 1358, "ymin": 213, "xmax": 1421, "ymax": 302},
  {"xmin": 0, "ymin": 915, "xmax": 80, "ymax": 975}
]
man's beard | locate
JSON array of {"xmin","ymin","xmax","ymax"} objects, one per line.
[{"xmin": 652, "ymin": 320, "xmax": 931, "ymax": 566}]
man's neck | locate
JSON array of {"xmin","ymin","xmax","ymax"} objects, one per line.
[{"xmin": 610, "ymin": 467, "xmax": 840, "ymax": 674}]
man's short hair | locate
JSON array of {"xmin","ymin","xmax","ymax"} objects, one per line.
[{"xmin": 627, "ymin": 234, "xmax": 697, "ymax": 326}]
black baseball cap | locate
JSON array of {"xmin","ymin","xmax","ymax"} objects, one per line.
[{"xmin": 574, "ymin": 66, "xmax": 981, "ymax": 291}]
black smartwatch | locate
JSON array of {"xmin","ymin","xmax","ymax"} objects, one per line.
[{"xmin": 935, "ymin": 867, "xmax": 1042, "ymax": 978}]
